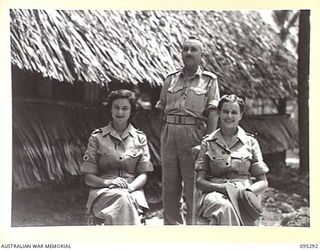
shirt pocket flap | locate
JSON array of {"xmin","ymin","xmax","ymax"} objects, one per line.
[
  {"xmin": 231, "ymin": 151, "xmax": 252, "ymax": 160},
  {"xmin": 126, "ymin": 149, "xmax": 143, "ymax": 158},
  {"xmin": 168, "ymin": 85, "xmax": 185, "ymax": 93},
  {"xmin": 205, "ymin": 151, "xmax": 225, "ymax": 161},
  {"xmin": 190, "ymin": 87, "xmax": 206, "ymax": 95}
]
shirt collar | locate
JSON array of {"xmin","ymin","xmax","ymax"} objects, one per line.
[
  {"xmin": 236, "ymin": 126, "xmax": 250, "ymax": 145},
  {"xmin": 181, "ymin": 65, "xmax": 202, "ymax": 78},
  {"xmin": 101, "ymin": 122, "xmax": 136, "ymax": 139},
  {"xmin": 207, "ymin": 126, "xmax": 249, "ymax": 145}
]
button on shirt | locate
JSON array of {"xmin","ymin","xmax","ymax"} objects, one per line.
[
  {"xmin": 195, "ymin": 126, "xmax": 269, "ymax": 178},
  {"xmin": 155, "ymin": 66, "xmax": 220, "ymax": 118},
  {"xmin": 80, "ymin": 123, "xmax": 153, "ymax": 181}
]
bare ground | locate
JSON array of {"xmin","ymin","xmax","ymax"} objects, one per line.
[{"xmin": 11, "ymin": 169, "xmax": 309, "ymax": 227}]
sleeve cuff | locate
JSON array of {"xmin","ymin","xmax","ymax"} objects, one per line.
[
  {"xmin": 136, "ymin": 161, "xmax": 154, "ymax": 174},
  {"xmin": 206, "ymin": 100, "xmax": 219, "ymax": 110},
  {"xmin": 250, "ymin": 161, "xmax": 269, "ymax": 176},
  {"xmin": 80, "ymin": 162, "xmax": 98, "ymax": 175}
]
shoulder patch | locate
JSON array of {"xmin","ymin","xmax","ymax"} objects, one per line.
[
  {"xmin": 92, "ymin": 128, "xmax": 103, "ymax": 135},
  {"xmin": 202, "ymin": 71, "xmax": 217, "ymax": 79}
]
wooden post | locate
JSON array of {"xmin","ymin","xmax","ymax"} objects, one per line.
[{"xmin": 297, "ymin": 10, "xmax": 310, "ymax": 173}]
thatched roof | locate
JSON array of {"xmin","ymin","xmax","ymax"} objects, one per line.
[
  {"xmin": 13, "ymin": 100, "xmax": 297, "ymax": 189},
  {"xmin": 10, "ymin": 9, "xmax": 297, "ymax": 99}
]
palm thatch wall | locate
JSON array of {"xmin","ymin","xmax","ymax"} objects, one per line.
[
  {"xmin": 10, "ymin": 9, "xmax": 299, "ymax": 189},
  {"xmin": 10, "ymin": 9, "xmax": 297, "ymax": 99}
]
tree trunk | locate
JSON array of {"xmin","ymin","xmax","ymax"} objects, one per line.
[{"xmin": 297, "ymin": 10, "xmax": 310, "ymax": 173}]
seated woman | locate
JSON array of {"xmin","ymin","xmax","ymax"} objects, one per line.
[
  {"xmin": 194, "ymin": 94, "xmax": 269, "ymax": 226},
  {"xmin": 80, "ymin": 89, "xmax": 153, "ymax": 225}
]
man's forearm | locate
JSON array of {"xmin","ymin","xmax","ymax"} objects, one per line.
[{"xmin": 206, "ymin": 109, "xmax": 219, "ymax": 134}]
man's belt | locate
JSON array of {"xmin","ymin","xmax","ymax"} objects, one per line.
[{"xmin": 164, "ymin": 114, "xmax": 200, "ymax": 125}]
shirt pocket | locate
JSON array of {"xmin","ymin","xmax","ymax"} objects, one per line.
[
  {"xmin": 205, "ymin": 151, "xmax": 229, "ymax": 175},
  {"xmin": 165, "ymin": 86, "xmax": 185, "ymax": 110},
  {"xmin": 230, "ymin": 151, "xmax": 252, "ymax": 173},
  {"xmin": 96, "ymin": 149, "xmax": 110, "ymax": 170},
  {"xmin": 124, "ymin": 149, "xmax": 143, "ymax": 173},
  {"xmin": 126, "ymin": 149, "xmax": 143, "ymax": 158},
  {"xmin": 185, "ymin": 87, "xmax": 207, "ymax": 114}
]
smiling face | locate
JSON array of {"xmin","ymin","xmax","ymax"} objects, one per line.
[
  {"xmin": 111, "ymin": 98, "xmax": 132, "ymax": 125},
  {"xmin": 219, "ymin": 102, "xmax": 243, "ymax": 129},
  {"xmin": 181, "ymin": 39, "xmax": 202, "ymax": 69}
]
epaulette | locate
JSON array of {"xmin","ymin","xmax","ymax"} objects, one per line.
[
  {"xmin": 246, "ymin": 132, "xmax": 257, "ymax": 138},
  {"xmin": 135, "ymin": 129, "xmax": 146, "ymax": 136},
  {"xmin": 92, "ymin": 128, "xmax": 103, "ymax": 135},
  {"xmin": 202, "ymin": 71, "xmax": 217, "ymax": 79},
  {"xmin": 202, "ymin": 134, "xmax": 209, "ymax": 139},
  {"xmin": 207, "ymin": 137, "xmax": 218, "ymax": 142},
  {"xmin": 166, "ymin": 70, "xmax": 180, "ymax": 78}
]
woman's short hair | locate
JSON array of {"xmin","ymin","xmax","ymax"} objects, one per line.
[
  {"xmin": 106, "ymin": 89, "xmax": 138, "ymax": 115},
  {"xmin": 217, "ymin": 94, "xmax": 246, "ymax": 114}
]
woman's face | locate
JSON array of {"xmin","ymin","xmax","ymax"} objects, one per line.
[
  {"xmin": 111, "ymin": 98, "xmax": 131, "ymax": 124},
  {"xmin": 219, "ymin": 102, "xmax": 243, "ymax": 129}
]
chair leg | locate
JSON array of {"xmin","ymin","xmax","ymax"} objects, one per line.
[{"xmin": 191, "ymin": 171, "xmax": 198, "ymax": 225}]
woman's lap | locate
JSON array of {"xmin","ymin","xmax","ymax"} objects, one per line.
[{"xmin": 91, "ymin": 188, "xmax": 141, "ymax": 225}]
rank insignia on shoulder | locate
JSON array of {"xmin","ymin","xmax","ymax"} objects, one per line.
[
  {"xmin": 202, "ymin": 134, "xmax": 209, "ymax": 139},
  {"xmin": 136, "ymin": 129, "xmax": 145, "ymax": 134},
  {"xmin": 246, "ymin": 132, "xmax": 258, "ymax": 137},
  {"xmin": 166, "ymin": 70, "xmax": 180, "ymax": 77},
  {"xmin": 203, "ymin": 71, "xmax": 217, "ymax": 79},
  {"xmin": 92, "ymin": 128, "xmax": 102, "ymax": 134},
  {"xmin": 83, "ymin": 155, "xmax": 90, "ymax": 161}
]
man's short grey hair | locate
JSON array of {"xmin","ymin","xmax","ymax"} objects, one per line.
[{"xmin": 183, "ymin": 35, "xmax": 203, "ymax": 51}]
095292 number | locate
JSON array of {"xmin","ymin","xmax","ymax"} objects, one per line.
[{"xmin": 300, "ymin": 244, "xmax": 319, "ymax": 248}]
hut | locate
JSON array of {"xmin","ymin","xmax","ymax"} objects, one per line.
[{"xmin": 10, "ymin": 9, "xmax": 298, "ymax": 190}]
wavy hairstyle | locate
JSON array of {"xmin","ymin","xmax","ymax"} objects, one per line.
[
  {"xmin": 105, "ymin": 89, "xmax": 138, "ymax": 118},
  {"xmin": 217, "ymin": 94, "xmax": 246, "ymax": 114}
]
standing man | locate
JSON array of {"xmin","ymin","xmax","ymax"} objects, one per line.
[{"xmin": 156, "ymin": 36, "xmax": 220, "ymax": 225}]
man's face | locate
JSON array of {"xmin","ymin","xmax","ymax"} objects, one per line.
[{"xmin": 181, "ymin": 39, "xmax": 202, "ymax": 68}]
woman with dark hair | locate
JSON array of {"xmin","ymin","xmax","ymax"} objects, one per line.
[
  {"xmin": 80, "ymin": 89, "xmax": 153, "ymax": 225},
  {"xmin": 194, "ymin": 94, "xmax": 269, "ymax": 225}
]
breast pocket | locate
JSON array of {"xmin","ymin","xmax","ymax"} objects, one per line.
[
  {"xmin": 124, "ymin": 149, "xmax": 143, "ymax": 173},
  {"xmin": 230, "ymin": 151, "xmax": 252, "ymax": 173},
  {"xmin": 165, "ymin": 87, "xmax": 185, "ymax": 110},
  {"xmin": 205, "ymin": 151, "xmax": 229, "ymax": 175},
  {"xmin": 185, "ymin": 87, "xmax": 207, "ymax": 114}
]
